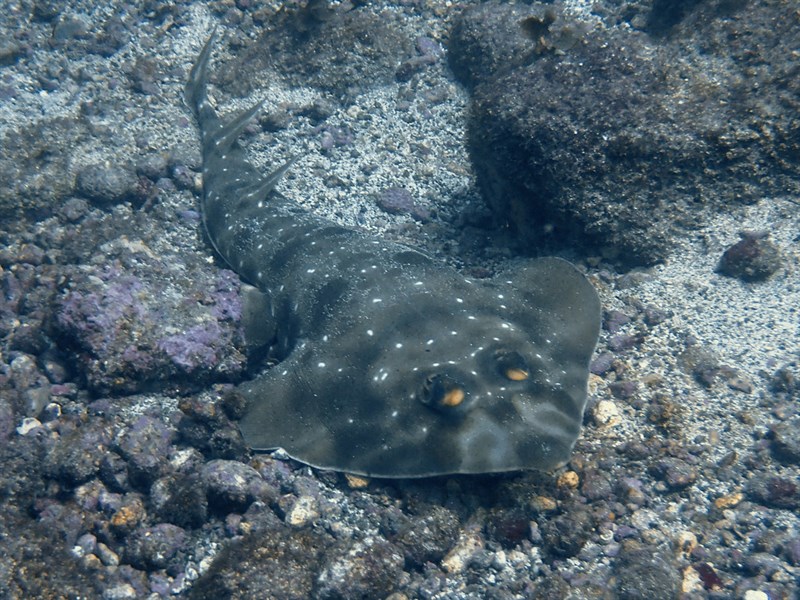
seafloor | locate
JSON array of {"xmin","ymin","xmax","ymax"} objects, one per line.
[{"xmin": 0, "ymin": 0, "xmax": 798, "ymax": 599}]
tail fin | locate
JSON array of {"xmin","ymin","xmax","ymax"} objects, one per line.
[{"xmin": 184, "ymin": 28, "xmax": 218, "ymax": 125}]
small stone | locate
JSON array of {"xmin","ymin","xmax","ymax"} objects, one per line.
[
  {"xmin": 486, "ymin": 507, "xmax": 531, "ymax": 547},
  {"xmin": 442, "ymin": 526, "xmax": 484, "ymax": 573},
  {"xmin": 75, "ymin": 162, "xmax": 139, "ymax": 207},
  {"xmin": 713, "ymin": 492, "xmax": 743, "ymax": 510},
  {"xmin": 676, "ymin": 531, "xmax": 697, "ymax": 558},
  {"xmin": 608, "ymin": 380, "xmax": 638, "ymax": 399},
  {"xmin": 693, "ymin": 561, "xmax": 723, "ymax": 591},
  {"xmin": 557, "ymin": 470, "xmax": 580, "ymax": 489},
  {"xmin": 681, "ymin": 565, "xmax": 703, "ymax": 594},
  {"xmin": 316, "ymin": 537, "xmax": 404, "ymax": 599},
  {"xmin": 124, "ymin": 523, "xmax": 187, "ymax": 570},
  {"xmin": 529, "ymin": 495, "xmax": 558, "ymax": 513},
  {"xmin": 344, "ymin": 473, "xmax": 370, "ymax": 489},
  {"xmin": 769, "ymin": 417, "xmax": 800, "ymax": 464},
  {"xmin": 727, "ymin": 376, "xmax": 753, "ymax": 393},
  {"xmin": 110, "ymin": 496, "xmax": 146, "ymax": 534},
  {"xmin": 150, "ymin": 474, "xmax": 208, "ymax": 528},
  {"xmin": 614, "ymin": 546, "xmax": 680, "ymax": 599},
  {"xmin": 650, "ymin": 458, "xmax": 697, "ymax": 491},
  {"xmin": 17, "ymin": 417, "xmax": 43, "ymax": 435},
  {"xmin": 541, "ymin": 509, "xmax": 594, "ymax": 557},
  {"xmin": 581, "ymin": 469, "xmax": 613, "ymax": 500},
  {"xmin": 115, "ymin": 415, "xmax": 175, "ymax": 490},
  {"xmin": 617, "ymin": 477, "xmax": 646, "ymax": 505},
  {"xmin": 95, "ymin": 542, "xmax": 120, "ymax": 566},
  {"xmin": 285, "ymin": 495, "xmax": 319, "ymax": 527},
  {"xmin": 590, "ymin": 352, "xmax": 615, "ymax": 375},
  {"xmin": 201, "ymin": 459, "xmax": 265, "ymax": 513},
  {"xmin": 603, "ymin": 310, "xmax": 631, "ymax": 334},
  {"xmin": 384, "ymin": 506, "xmax": 460, "ymax": 567},
  {"xmin": 102, "ymin": 583, "xmax": 137, "ymax": 600},
  {"xmin": 746, "ymin": 475, "xmax": 800, "ymax": 509},
  {"xmin": 716, "ymin": 231, "xmax": 782, "ymax": 282},
  {"xmin": 376, "ymin": 186, "xmax": 430, "ymax": 221},
  {"xmin": 593, "ymin": 399, "xmax": 621, "ymax": 427}
]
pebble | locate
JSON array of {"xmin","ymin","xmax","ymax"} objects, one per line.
[
  {"xmin": 316, "ymin": 537, "xmax": 404, "ymax": 599},
  {"xmin": 441, "ymin": 526, "xmax": 484, "ymax": 573},
  {"xmin": 557, "ymin": 470, "xmax": 580, "ymax": 489},
  {"xmin": 713, "ymin": 492, "xmax": 743, "ymax": 509},
  {"xmin": 650, "ymin": 457, "xmax": 697, "ymax": 491},
  {"xmin": 592, "ymin": 399, "xmax": 621, "ymax": 427},
  {"xmin": 201, "ymin": 459, "xmax": 266, "ymax": 513},
  {"xmin": 124, "ymin": 523, "xmax": 187, "ymax": 570},
  {"xmin": 285, "ymin": 495, "xmax": 319, "ymax": 527},
  {"xmin": 716, "ymin": 232, "xmax": 782, "ymax": 282},
  {"xmin": 614, "ymin": 546, "xmax": 680, "ymax": 599},
  {"xmin": 769, "ymin": 416, "xmax": 800, "ymax": 464},
  {"xmin": 75, "ymin": 162, "xmax": 139, "ymax": 207},
  {"xmin": 16, "ymin": 417, "xmax": 43, "ymax": 435}
]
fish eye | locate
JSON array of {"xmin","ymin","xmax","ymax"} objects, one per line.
[
  {"xmin": 495, "ymin": 350, "xmax": 530, "ymax": 381},
  {"xmin": 419, "ymin": 374, "xmax": 466, "ymax": 411}
]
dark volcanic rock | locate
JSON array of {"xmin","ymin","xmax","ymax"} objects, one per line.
[
  {"xmin": 769, "ymin": 417, "xmax": 800, "ymax": 464},
  {"xmin": 449, "ymin": 1, "xmax": 800, "ymax": 265},
  {"xmin": 187, "ymin": 526, "xmax": 334, "ymax": 600},
  {"xmin": 218, "ymin": 5, "xmax": 414, "ymax": 101},
  {"xmin": 716, "ymin": 232, "xmax": 783, "ymax": 282},
  {"xmin": 615, "ymin": 545, "xmax": 680, "ymax": 600},
  {"xmin": 316, "ymin": 537, "xmax": 405, "ymax": 599}
]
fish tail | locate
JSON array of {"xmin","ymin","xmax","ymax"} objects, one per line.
[{"xmin": 184, "ymin": 28, "xmax": 219, "ymax": 129}]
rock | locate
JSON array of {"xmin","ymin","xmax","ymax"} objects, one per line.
[
  {"xmin": 54, "ymin": 259, "xmax": 247, "ymax": 395},
  {"xmin": 746, "ymin": 475, "xmax": 800, "ymax": 510},
  {"xmin": 187, "ymin": 526, "xmax": 333, "ymax": 600},
  {"xmin": 200, "ymin": 459, "xmax": 268, "ymax": 514},
  {"xmin": 716, "ymin": 232, "xmax": 783, "ymax": 282},
  {"xmin": 448, "ymin": 1, "xmax": 800, "ymax": 265},
  {"xmin": 124, "ymin": 523, "xmax": 187, "ymax": 571},
  {"xmin": 114, "ymin": 415, "xmax": 175, "ymax": 490},
  {"xmin": 770, "ymin": 417, "xmax": 800, "ymax": 464},
  {"xmin": 441, "ymin": 525, "xmax": 484, "ymax": 573},
  {"xmin": 650, "ymin": 457, "xmax": 698, "ymax": 491},
  {"xmin": 540, "ymin": 508, "xmax": 594, "ymax": 557},
  {"xmin": 316, "ymin": 537, "xmax": 404, "ymax": 599},
  {"xmin": 615, "ymin": 545, "xmax": 680, "ymax": 600},
  {"xmin": 150, "ymin": 474, "xmax": 209, "ymax": 529},
  {"xmin": 382, "ymin": 505, "xmax": 461, "ymax": 567},
  {"xmin": 75, "ymin": 162, "xmax": 140, "ymax": 207}
]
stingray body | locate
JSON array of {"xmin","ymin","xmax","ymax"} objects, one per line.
[{"xmin": 185, "ymin": 33, "xmax": 601, "ymax": 477}]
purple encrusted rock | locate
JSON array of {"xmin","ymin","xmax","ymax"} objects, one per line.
[
  {"xmin": 115, "ymin": 415, "xmax": 176, "ymax": 490},
  {"xmin": 649, "ymin": 457, "xmax": 697, "ymax": 491},
  {"xmin": 124, "ymin": 523, "xmax": 187, "ymax": 571},
  {"xmin": 603, "ymin": 309, "xmax": 631, "ymax": 334},
  {"xmin": 200, "ymin": 459, "xmax": 270, "ymax": 514},
  {"xmin": 590, "ymin": 352, "xmax": 614, "ymax": 375},
  {"xmin": 376, "ymin": 186, "xmax": 431, "ymax": 222},
  {"xmin": 54, "ymin": 254, "xmax": 247, "ymax": 395}
]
